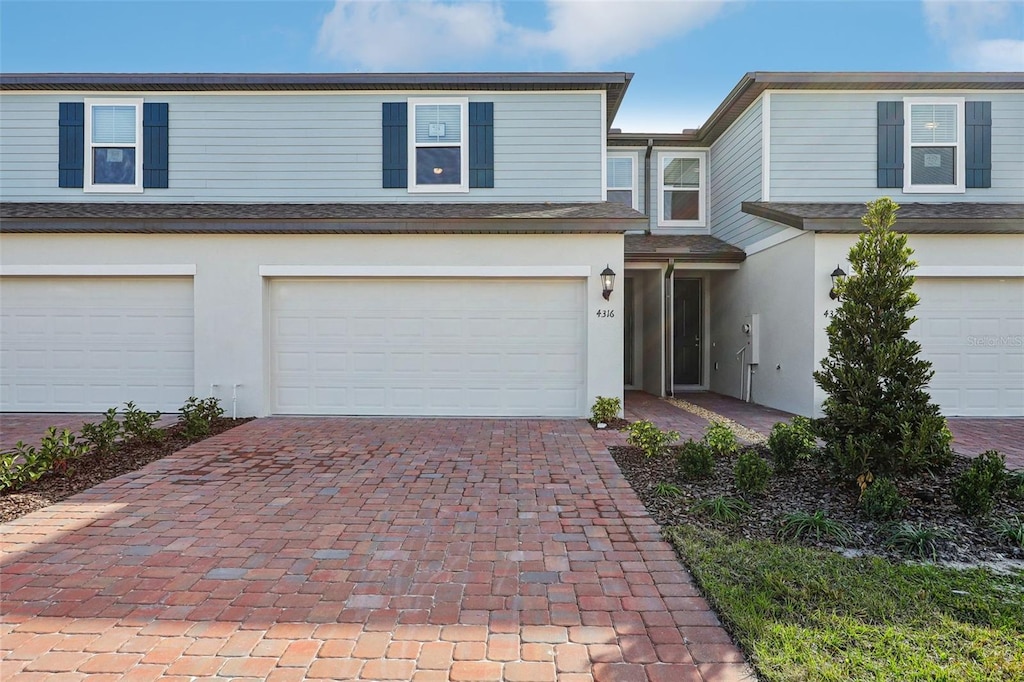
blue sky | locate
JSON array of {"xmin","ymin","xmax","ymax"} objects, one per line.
[{"xmin": 2, "ymin": 1, "xmax": 1022, "ymax": 131}]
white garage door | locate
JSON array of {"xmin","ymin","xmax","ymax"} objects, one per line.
[
  {"xmin": 0, "ymin": 277, "xmax": 194, "ymax": 412},
  {"xmin": 910, "ymin": 277, "xmax": 1023, "ymax": 416},
  {"xmin": 269, "ymin": 278, "xmax": 587, "ymax": 416}
]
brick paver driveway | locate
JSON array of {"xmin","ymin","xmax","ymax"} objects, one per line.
[{"xmin": 1, "ymin": 418, "xmax": 752, "ymax": 682}]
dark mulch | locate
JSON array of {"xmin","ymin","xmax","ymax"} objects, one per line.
[
  {"xmin": 588, "ymin": 417, "xmax": 630, "ymax": 431},
  {"xmin": 0, "ymin": 417, "xmax": 253, "ymax": 523},
  {"xmin": 611, "ymin": 444, "xmax": 1024, "ymax": 565}
]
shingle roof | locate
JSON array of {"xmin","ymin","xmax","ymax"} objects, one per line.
[
  {"xmin": 741, "ymin": 202, "xmax": 1024, "ymax": 233},
  {"xmin": 625, "ymin": 234, "xmax": 746, "ymax": 262},
  {"xmin": 0, "ymin": 202, "xmax": 647, "ymax": 234}
]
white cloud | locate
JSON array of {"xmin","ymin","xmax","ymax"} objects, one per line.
[
  {"xmin": 923, "ymin": 0, "xmax": 1024, "ymax": 70},
  {"xmin": 316, "ymin": 0, "xmax": 730, "ymax": 70}
]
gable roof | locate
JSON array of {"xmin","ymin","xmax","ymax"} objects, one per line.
[
  {"xmin": 609, "ymin": 71, "xmax": 1024, "ymax": 147},
  {"xmin": 0, "ymin": 72, "xmax": 633, "ymax": 131}
]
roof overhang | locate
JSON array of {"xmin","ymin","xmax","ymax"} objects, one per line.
[
  {"xmin": 0, "ymin": 202, "xmax": 648, "ymax": 235},
  {"xmin": 624, "ymin": 234, "xmax": 746, "ymax": 263},
  {"xmin": 0, "ymin": 71, "xmax": 634, "ymax": 131},
  {"xmin": 742, "ymin": 201, "xmax": 1024, "ymax": 234}
]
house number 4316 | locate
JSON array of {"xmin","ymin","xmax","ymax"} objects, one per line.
[{"xmin": 596, "ymin": 309, "xmax": 615, "ymax": 318}]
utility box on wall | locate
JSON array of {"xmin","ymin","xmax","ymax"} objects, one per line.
[{"xmin": 744, "ymin": 313, "xmax": 760, "ymax": 365}]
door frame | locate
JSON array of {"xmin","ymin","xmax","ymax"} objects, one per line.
[{"xmin": 623, "ymin": 275, "xmax": 643, "ymax": 390}]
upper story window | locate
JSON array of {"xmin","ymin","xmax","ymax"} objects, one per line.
[
  {"xmin": 658, "ymin": 151, "xmax": 706, "ymax": 228},
  {"xmin": 84, "ymin": 98, "xmax": 143, "ymax": 193},
  {"xmin": 904, "ymin": 97, "xmax": 965, "ymax": 194},
  {"xmin": 408, "ymin": 97, "xmax": 469, "ymax": 193},
  {"xmin": 606, "ymin": 153, "xmax": 637, "ymax": 209}
]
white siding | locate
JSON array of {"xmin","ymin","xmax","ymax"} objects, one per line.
[
  {"xmin": 0, "ymin": 92, "xmax": 604, "ymax": 203},
  {"xmin": 770, "ymin": 91, "xmax": 1024, "ymax": 202}
]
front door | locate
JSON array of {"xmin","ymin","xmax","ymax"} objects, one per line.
[{"xmin": 673, "ymin": 278, "xmax": 701, "ymax": 386}]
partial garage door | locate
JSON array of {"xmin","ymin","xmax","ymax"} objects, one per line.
[
  {"xmin": 910, "ymin": 277, "xmax": 1023, "ymax": 416},
  {"xmin": 269, "ymin": 278, "xmax": 586, "ymax": 416},
  {"xmin": 0, "ymin": 277, "xmax": 194, "ymax": 412}
]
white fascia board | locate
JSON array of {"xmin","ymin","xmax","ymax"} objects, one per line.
[
  {"xmin": 0, "ymin": 264, "xmax": 196, "ymax": 276},
  {"xmin": 259, "ymin": 265, "xmax": 592, "ymax": 278}
]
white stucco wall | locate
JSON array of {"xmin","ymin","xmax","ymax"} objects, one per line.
[
  {"xmin": 709, "ymin": 232, "xmax": 817, "ymax": 415},
  {"xmin": 0, "ymin": 231, "xmax": 623, "ymax": 417}
]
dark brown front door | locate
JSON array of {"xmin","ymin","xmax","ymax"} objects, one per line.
[{"xmin": 673, "ymin": 278, "xmax": 701, "ymax": 386}]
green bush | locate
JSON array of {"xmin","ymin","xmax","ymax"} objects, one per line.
[
  {"xmin": 81, "ymin": 407, "xmax": 122, "ymax": 455},
  {"xmin": 767, "ymin": 416, "xmax": 816, "ymax": 472},
  {"xmin": 860, "ymin": 477, "xmax": 906, "ymax": 522},
  {"xmin": 952, "ymin": 451, "xmax": 1006, "ymax": 517},
  {"xmin": 0, "ymin": 428, "xmax": 87, "ymax": 493},
  {"xmin": 625, "ymin": 420, "xmax": 679, "ymax": 458},
  {"xmin": 677, "ymin": 439, "xmax": 715, "ymax": 480},
  {"xmin": 121, "ymin": 401, "xmax": 163, "ymax": 444},
  {"xmin": 734, "ymin": 452, "xmax": 772, "ymax": 495},
  {"xmin": 590, "ymin": 396, "xmax": 622, "ymax": 424},
  {"xmin": 703, "ymin": 421, "xmax": 738, "ymax": 456},
  {"xmin": 179, "ymin": 396, "xmax": 225, "ymax": 440},
  {"xmin": 1006, "ymin": 470, "xmax": 1024, "ymax": 501}
]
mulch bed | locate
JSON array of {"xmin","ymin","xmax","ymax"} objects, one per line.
[
  {"xmin": 588, "ymin": 417, "xmax": 630, "ymax": 431},
  {"xmin": 611, "ymin": 444, "xmax": 1024, "ymax": 565},
  {"xmin": 1, "ymin": 417, "xmax": 253, "ymax": 523}
]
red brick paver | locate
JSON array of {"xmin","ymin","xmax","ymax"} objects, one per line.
[
  {"xmin": 0, "ymin": 413, "xmax": 178, "ymax": 452},
  {"xmin": 1, "ymin": 417, "xmax": 753, "ymax": 680}
]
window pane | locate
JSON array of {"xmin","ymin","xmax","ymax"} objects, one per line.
[
  {"xmin": 92, "ymin": 105, "xmax": 136, "ymax": 144},
  {"xmin": 607, "ymin": 157, "xmax": 633, "ymax": 189},
  {"xmin": 663, "ymin": 157, "xmax": 699, "ymax": 189},
  {"xmin": 607, "ymin": 189, "xmax": 633, "ymax": 207},
  {"xmin": 416, "ymin": 147, "xmax": 461, "ymax": 185},
  {"xmin": 910, "ymin": 146, "xmax": 955, "ymax": 185},
  {"xmin": 415, "ymin": 104, "xmax": 462, "ymax": 144},
  {"xmin": 93, "ymin": 147, "xmax": 136, "ymax": 184},
  {"xmin": 665, "ymin": 190, "xmax": 699, "ymax": 221},
  {"xmin": 910, "ymin": 104, "xmax": 957, "ymax": 144}
]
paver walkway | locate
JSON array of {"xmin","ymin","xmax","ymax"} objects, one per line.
[{"xmin": 1, "ymin": 417, "xmax": 753, "ymax": 682}]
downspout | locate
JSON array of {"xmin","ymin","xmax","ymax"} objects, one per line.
[{"xmin": 643, "ymin": 138, "xmax": 654, "ymax": 222}]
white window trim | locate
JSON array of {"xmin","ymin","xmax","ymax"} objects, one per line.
[
  {"xmin": 407, "ymin": 96, "xmax": 470, "ymax": 194},
  {"xmin": 84, "ymin": 98, "xmax": 144, "ymax": 194},
  {"xmin": 902, "ymin": 96, "xmax": 965, "ymax": 195},
  {"xmin": 657, "ymin": 151, "xmax": 706, "ymax": 228},
  {"xmin": 606, "ymin": 152, "xmax": 638, "ymax": 209}
]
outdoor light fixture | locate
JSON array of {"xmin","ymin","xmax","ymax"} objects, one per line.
[
  {"xmin": 829, "ymin": 265, "xmax": 847, "ymax": 300},
  {"xmin": 600, "ymin": 265, "xmax": 616, "ymax": 300}
]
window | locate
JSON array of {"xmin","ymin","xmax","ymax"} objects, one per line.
[
  {"xmin": 408, "ymin": 97, "xmax": 469, "ymax": 193},
  {"xmin": 658, "ymin": 151, "xmax": 706, "ymax": 227},
  {"xmin": 84, "ymin": 98, "xmax": 143, "ymax": 193},
  {"xmin": 904, "ymin": 97, "xmax": 965, "ymax": 194},
  {"xmin": 606, "ymin": 153, "xmax": 637, "ymax": 208}
]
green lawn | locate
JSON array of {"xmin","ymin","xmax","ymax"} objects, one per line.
[{"xmin": 666, "ymin": 526, "xmax": 1024, "ymax": 681}]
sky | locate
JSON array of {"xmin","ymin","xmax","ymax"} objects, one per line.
[{"xmin": 2, "ymin": 0, "xmax": 1022, "ymax": 132}]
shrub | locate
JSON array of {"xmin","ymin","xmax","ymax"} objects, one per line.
[
  {"xmin": 0, "ymin": 429, "xmax": 88, "ymax": 493},
  {"xmin": 653, "ymin": 481, "xmax": 683, "ymax": 499},
  {"xmin": 626, "ymin": 420, "xmax": 679, "ymax": 458},
  {"xmin": 81, "ymin": 407, "xmax": 122, "ymax": 455},
  {"xmin": 121, "ymin": 401, "xmax": 163, "ymax": 444},
  {"xmin": 590, "ymin": 396, "xmax": 622, "ymax": 424},
  {"xmin": 813, "ymin": 198, "xmax": 953, "ymax": 479},
  {"xmin": 885, "ymin": 522, "xmax": 951, "ymax": 560},
  {"xmin": 676, "ymin": 439, "xmax": 715, "ymax": 480},
  {"xmin": 767, "ymin": 416, "xmax": 816, "ymax": 472},
  {"xmin": 734, "ymin": 452, "xmax": 772, "ymax": 495},
  {"xmin": 703, "ymin": 421, "xmax": 738, "ymax": 456},
  {"xmin": 691, "ymin": 496, "xmax": 751, "ymax": 524},
  {"xmin": 991, "ymin": 516, "xmax": 1024, "ymax": 549},
  {"xmin": 179, "ymin": 396, "xmax": 225, "ymax": 440},
  {"xmin": 38, "ymin": 427, "xmax": 88, "ymax": 476},
  {"xmin": 952, "ymin": 451, "xmax": 1006, "ymax": 517},
  {"xmin": 1006, "ymin": 471, "xmax": 1024, "ymax": 501},
  {"xmin": 860, "ymin": 477, "xmax": 906, "ymax": 522},
  {"xmin": 779, "ymin": 510, "xmax": 852, "ymax": 545}
]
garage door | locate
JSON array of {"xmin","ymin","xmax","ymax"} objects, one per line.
[
  {"xmin": 910, "ymin": 277, "xmax": 1023, "ymax": 416},
  {"xmin": 0, "ymin": 277, "xmax": 194, "ymax": 412},
  {"xmin": 269, "ymin": 278, "xmax": 587, "ymax": 416}
]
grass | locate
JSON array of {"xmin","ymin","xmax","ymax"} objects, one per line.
[{"xmin": 666, "ymin": 525, "xmax": 1024, "ymax": 682}]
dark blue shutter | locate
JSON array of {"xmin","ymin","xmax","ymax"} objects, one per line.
[
  {"xmin": 965, "ymin": 101, "xmax": 991, "ymax": 189},
  {"xmin": 469, "ymin": 102, "xmax": 494, "ymax": 188},
  {"xmin": 143, "ymin": 103, "xmax": 169, "ymax": 188},
  {"xmin": 877, "ymin": 101, "xmax": 904, "ymax": 188},
  {"xmin": 382, "ymin": 102, "xmax": 408, "ymax": 188},
  {"xmin": 58, "ymin": 102, "xmax": 84, "ymax": 188}
]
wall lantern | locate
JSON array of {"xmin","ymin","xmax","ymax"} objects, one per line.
[
  {"xmin": 600, "ymin": 265, "xmax": 616, "ymax": 300},
  {"xmin": 829, "ymin": 265, "xmax": 847, "ymax": 300}
]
